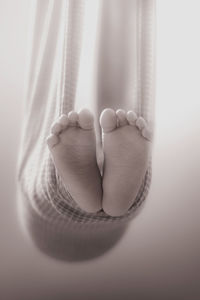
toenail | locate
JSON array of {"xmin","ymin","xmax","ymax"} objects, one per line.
[{"xmin": 136, "ymin": 117, "xmax": 147, "ymax": 130}]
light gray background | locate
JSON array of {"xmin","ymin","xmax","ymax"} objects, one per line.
[{"xmin": 0, "ymin": 1, "xmax": 200, "ymax": 299}]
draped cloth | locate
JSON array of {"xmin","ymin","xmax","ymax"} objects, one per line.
[{"xmin": 17, "ymin": 0, "xmax": 155, "ymax": 260}]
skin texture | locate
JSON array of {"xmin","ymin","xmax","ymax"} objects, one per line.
[
  {"xmin": 47, "ymin": 109, "xmax": 102, "ymax": 213},
  {"xmin": 47, "ymin": 108, "xmax": 152, "ymax": 216},
  {"xmin": 100, "ymin": 108, "xmax": 151, "ymax": 216}
]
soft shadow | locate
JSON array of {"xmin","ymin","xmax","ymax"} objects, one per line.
[{"xmin": 18, "ymin": 191, "xmax": 128, "ymax": 262}]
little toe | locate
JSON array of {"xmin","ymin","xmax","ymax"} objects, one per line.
[
  {"xmin": 142, "ymin": 127, "xmax": 153, "ymax": 141},
  {"xmin": 100, "ymin": 108, "xmax": 117, "ymax": 133},
  {"xmin": 58, "ymin": 114, "xmax": 69, "ymax": 129},
  {"xmin": 78, "ymin": 108, "xmax": 94, "ymax": 130},
  {"xmin": 136, "ymin": 117, "xmax": 147, "ymax": 131},
  {"xmin": 127, "ymin": 111, "xmax": 137, "ymax": 125},
  {"xmin": 68, "ymin": 111, "xmax": 78, "ymax": 126},
  {"xmin": 51, "ymin": 122, "xmax": 63, "ymax": 135},
  {"xmin": 46, "ymin": 134, "xmax": 59, "ymax": 149},
  {"xmin": 116, "ymin": 109, "xmax": 128, "ymax": 126}
]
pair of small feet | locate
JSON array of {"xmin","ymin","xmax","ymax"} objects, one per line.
[{"xmin": 47, "ymin": 108, "xmax": 152, "ymax": 217}]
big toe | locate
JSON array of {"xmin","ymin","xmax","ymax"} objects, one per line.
[
  {"xmin": 78, "ymin": 108, "xmax": 94, "ymax": 130},
  {"xmin": 100, "ymin": 108, "xmax": 117, "ymax": 133}
]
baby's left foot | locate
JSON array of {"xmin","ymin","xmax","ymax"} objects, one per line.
[{"xmin": 100, "ymin": 108, "xmax": 152, "ymax": 217}]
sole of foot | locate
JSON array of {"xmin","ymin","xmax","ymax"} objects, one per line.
[
  {"xmin": 100, "ymin": 108, "xmax": 152, "ymax": 217},
  {"xmin": 47, "ymin": 109, "xmax": 102, "ymax": 213}
]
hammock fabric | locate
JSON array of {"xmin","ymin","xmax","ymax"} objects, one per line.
[{"xmin": 17, "ymin": 0, "xmax": 155, "ymax": 241}]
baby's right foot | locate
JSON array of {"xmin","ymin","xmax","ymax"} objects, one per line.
[{"xmin": 47, "ymin": 109, "xmax": 102, "ymax": 213}]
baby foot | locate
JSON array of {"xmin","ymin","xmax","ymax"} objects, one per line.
[
  {"xmin": 100, "ymin": 108, "xmax": 152, "ymax": 217},
  {"xmin": 47, "ymin": 109, "xmax": 102, "ymax": 213}
]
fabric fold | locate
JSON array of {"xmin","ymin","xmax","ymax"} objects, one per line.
[{"xmin": 18, "ymin": 0, "xmax": 155, "ymax": 229}]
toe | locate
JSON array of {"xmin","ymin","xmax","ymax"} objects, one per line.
[
  {"xmin": 78, "ymin": 108, "xmax": 94, "ymax": 130},
  {"xmin": 100, "ymin": 108, "xmax": 117, "ymax": 133},
  {"xmin": 68, "ymin": 111, "xmax": 78, "ymax": 126},
  {"xmin": 58, "ymin": 114, "xmax": 69, "ymax": 128},
  {"xmin": 142, "ymin": 127, "xmax": 153, "ymax": 141},
  {"xmin": 46, "ymin": 134, "xmax": 59, "ymax": 148},
  {"xmin": 127, "ymin": 111, "xmax": 137, "ymax": 125},
  {"xmin": 136, "ymin": 117, "xmax": 147, "ymax": 131},
  {"xmin": 116, "ymin": 109, "xmax": 128, "ymax": 126},
  {"xmin": 51, "ymin": 122, "xmax": 62, "ymax": 135}
]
